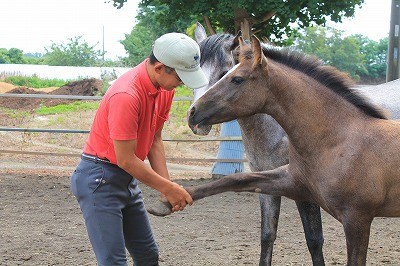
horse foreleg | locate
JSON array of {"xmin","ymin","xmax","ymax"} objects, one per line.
[
  {"xmin": 147, "ymin": 165, "xmax": 293, "ymax": 216},
  {"xmin": 295, "ymin": 201, "xmax": 325, "ymax": 266},
  {"xmin": 342, "ymin": 215, "xmax": 373, "ymax": 266},
  {"xmin": 258, "ymin": 194, "xmax": 281, "ymax": 266}
]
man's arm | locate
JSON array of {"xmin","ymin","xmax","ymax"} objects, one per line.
[
  {"xmin": 113, "ymin": 138, "xmax": 193, "ymax": 212},
  {"xmin": 147, "ymin": 126, "xmax": 170, "ymax": 181}
]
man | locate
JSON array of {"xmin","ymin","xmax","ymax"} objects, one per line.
[{"xmin": 71, "ymin": 32, "xmax": 208, "ymax": 266}]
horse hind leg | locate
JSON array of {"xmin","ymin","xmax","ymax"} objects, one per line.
[
  {"xmin": 296, "ymin": 201, "xmax": 325, "ymax": 266},
  {"xmin": 258, "ymin": 194, "xmax": 281, "ymax": 266}
]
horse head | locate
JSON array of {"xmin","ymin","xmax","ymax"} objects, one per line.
[
  {"xmin": 188, "ymin": 23, "xmax": 240, "ymax": 135},
  {"xmin": 188, "ymin": 35, "xmax": 269, "ymax": 129}
]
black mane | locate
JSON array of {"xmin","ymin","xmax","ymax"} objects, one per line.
[
  {"xmin": 200, "ymin": 33, "xmax": 387, "ymax": 119},
  {"xmin": 261, "ymin": 45, "xmax": 388, "ymax": 120}
]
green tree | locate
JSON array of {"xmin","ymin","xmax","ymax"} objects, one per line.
[
  {"xmin": 120, "ymin": 4, "xmax": 197, "ymax": 65},
  {"xmin": 43, "ymin": 36, "xmax": 103, "ymax": 66},
  {"xmin": 121, "ymin": 24, "xmax": 156, "ymax": 66},
  {"xmin": 352, "ymin": 35, "xmax": 387, "ymax": 81},
  {"xmin": 295, "ymin": 26, "xmax": 387, "ymax": 81},
  {"xmin": 294, "ymin": 26, "xmax": 333, "ymax": 63},
  {"xmin": 116, "ymin": 0, "xmax": 365, "ymax": 65},
  {"xmin": 0, "ymin": 48, "xmax": 10, "ymax": 64},
  {"xmin": 120, "ymin": 5, "xmax": 165, "ymax": 66},
  {"xmin": 112, "ymin": 0, "xmax": 363, "ymax": 44},
  {"xmin": 0, "ymin": 48, "xmax": 26, "ymax": 64},
  {"xmin": 7, "ymin": 48, "xmax": 26, "ymax": 64},
  {"xmin": 24, "ymin": 52, "xmax": 45, "ymax": 65},
  {"xmin": 330, "ymin": 34, "xmax": 367, "ymax": 80}
]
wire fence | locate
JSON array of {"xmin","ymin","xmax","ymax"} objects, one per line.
[{"xmin": 0, "ymin": 92, "xmax": 247, "ymax": 163}]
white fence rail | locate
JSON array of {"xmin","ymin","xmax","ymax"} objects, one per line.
[{"xmin": 0, "ymin": 92, "xmax": 246, "ymax": 163}]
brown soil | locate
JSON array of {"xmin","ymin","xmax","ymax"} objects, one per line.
[
  {"xmin": 0, "ymin": 81, "xmax": 399, "ymax": 265},
  {"xmin": 0, "ymin": 78, "xmax": 102, "ymax": 110},
  {"xmin": 1, "ymin": 174, "xmax": 399, "ymax": 266},
  {"xmin": 0, "ymin": 81, "xmax": 17, "ymax": 93}
]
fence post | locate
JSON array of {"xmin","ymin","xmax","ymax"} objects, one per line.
[
  {"xmin": 387, "ymin": 0, "xmax": 400, "ymax": 81},
  {"xmin": 211, "ymin": 120, "xmax": 244, "ymax": 179}
]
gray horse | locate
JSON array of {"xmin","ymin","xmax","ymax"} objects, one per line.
[{"xmin": 357, "ymin": 79, "xmax": 400, "ymax": 118}]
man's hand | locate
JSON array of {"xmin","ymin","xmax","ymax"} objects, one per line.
[{"xmin": 163, "ymin": 182, "xmax": 193, "ymax": 212}]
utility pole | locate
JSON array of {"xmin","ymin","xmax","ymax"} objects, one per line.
[
  {"xmin": 102, "ymin": 25, "xmax": 105, "ymax": 63},
  {"xmin": 387, "ymin": 0, "xmax": 400, "ymax": 81}
]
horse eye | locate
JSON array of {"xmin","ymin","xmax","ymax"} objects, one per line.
[{"xmin": 231, "ymin": 76, "xmax": 244, "ymax": 85}]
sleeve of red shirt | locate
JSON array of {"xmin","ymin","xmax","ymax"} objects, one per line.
[{"xmin": 108, "ymin": 92, "xmax": 140, "ymax": 140}]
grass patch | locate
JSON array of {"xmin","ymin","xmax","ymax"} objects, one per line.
[
  {"xmin": 170, "ymin": 86, "xmax": 193, "ymax": 126},
  {"xmin": 3, "ymin": 75, "xmax": 69, "ymax": 88},
  {"xmin": 175, "ymin": 85, "xmax": 193, "ymax": 98},
  {"xmin": 2, "ymin": 85, "xmax": 191, "ymax": 125},
  {"xmin": 36, "ymin": 101, "xmax": 100, "ymax": 115},
  {"xmin": 0, "ymin": 106, "xmax": 31, "ymax": 118}
]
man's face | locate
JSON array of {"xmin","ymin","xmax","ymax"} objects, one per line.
[{"xmin": 160, "ymin": 65, "xmax": 183, "ymax": 90}]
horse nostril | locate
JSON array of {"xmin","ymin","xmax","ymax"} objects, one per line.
[
  {"xmin": 187, "ymin": 106, "xmax": 196, "ymax": 124},
  {"xmin": 190, "ymin": 106, "xmax": 196, "ymax": 117}
]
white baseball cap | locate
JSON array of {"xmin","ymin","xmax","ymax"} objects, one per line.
[{"xmin": 153, "ymin": 32, "xmax": 208, "ymax": 89}]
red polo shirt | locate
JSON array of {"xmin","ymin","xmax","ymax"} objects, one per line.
[{"xmin": 83, "ymin": 59, "xmax": 175, "ymax": 163}]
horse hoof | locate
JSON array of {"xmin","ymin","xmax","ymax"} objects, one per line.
[{"xmin": 147, "ymin": 201, "xmax": 172, "ymax": 217}]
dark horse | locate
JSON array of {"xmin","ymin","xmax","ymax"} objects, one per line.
[
  {"xmin": 192, "ymin": 23, "xmax": 325, "ymax": 266},
  {"xmin": 152, "ymin": 35, "xmax": 400, "ymax": 265},
  {"xmin": 191, "ymin": 23, "xmax": 400, "ymax": 265}
]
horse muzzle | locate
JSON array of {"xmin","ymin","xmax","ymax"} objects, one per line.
[{"xmin": 187, "ymin": 106, "xmax": 212, "ymax": 135}]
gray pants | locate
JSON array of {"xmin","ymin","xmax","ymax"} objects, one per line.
[{"xmin": 71, "ymin": 158, "xmax": 159, "ymax": 266}]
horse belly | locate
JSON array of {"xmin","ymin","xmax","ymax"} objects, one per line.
[
  {"xmin": 365, "ymin": 121, "xmax": 400, "ymax": 217},
  {"xmin": 376, "ymin": 185, "xmax": 400, "ymax": 217}
]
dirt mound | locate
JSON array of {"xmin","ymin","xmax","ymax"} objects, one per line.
[
  {"xmin": 0, "ymin": 87, "xmax": 42, "ymax": 110},
  {"xmin": 50, "ymin": 78, "xmax": 103, "ymax": 96},
  {"xmin": 0, "ymin": 78, "xmax": 103, "ymax": 110},
  {"xmin": 0, "ymin": 81, "xmax": 17, "ymax": 93}
]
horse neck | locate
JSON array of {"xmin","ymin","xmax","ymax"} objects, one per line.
[
  {"xmin": 264, "ymin": 64, "xmax": 360, "ymax": 152},
  {"xmin": 238, "ymin": 114, "xmax": 288, "ymax": 170}
]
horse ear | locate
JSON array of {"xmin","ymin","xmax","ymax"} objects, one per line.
[
  {"xmin": 230, "ymin": 31, "xmax": 242, "ymax": 63},
  {"xmin": 230, "ymin": 30, "xmax": 241, "ymax": 51},
  {"xmin": 251, "ymin": 35, "xmax": 266, "ymax": 69},
  {"xmin": 239, "ymin": 36, "xmax": 250, "ymax": 51},
  {"xmin": 238, "ymin": 36, "xmax": 253, "ymax": 63},
  {"xmin": 195, "ymin": 22, "xmax": 207, "ymax": 44}
]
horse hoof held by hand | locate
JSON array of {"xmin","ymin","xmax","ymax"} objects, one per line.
[{"xmin": 147, "ymin": 201, "xmax": 173, "ymax": 217}]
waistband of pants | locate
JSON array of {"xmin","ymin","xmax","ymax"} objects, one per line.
[{"xmin": 81, "ymin": 153, "xmax": 114, "ymax": 165}]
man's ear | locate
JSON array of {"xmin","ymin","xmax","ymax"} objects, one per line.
[{"xmin": 153, "ymin": 62, "xmax": 164, "ymax": 74}]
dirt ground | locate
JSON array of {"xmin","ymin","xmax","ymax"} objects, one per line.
[
  {"xmin": 0, "ymin": 81, "xmax": 400, "ymax": 265},
  {"xmin": 1, "ymin": 173, "xmax": 400, "ymax": 266}
]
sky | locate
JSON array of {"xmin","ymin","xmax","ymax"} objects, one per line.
[
  {"xmin": 0, "ymin": 0, "xmax": 392, "ymax": 60},
  {"xmin": 327, "ymin": 0, "xmax": 391, "ymax": 40},
  {"xmin": 0, "ymin": 0, "xmax": 140, "ymax": 60}
]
